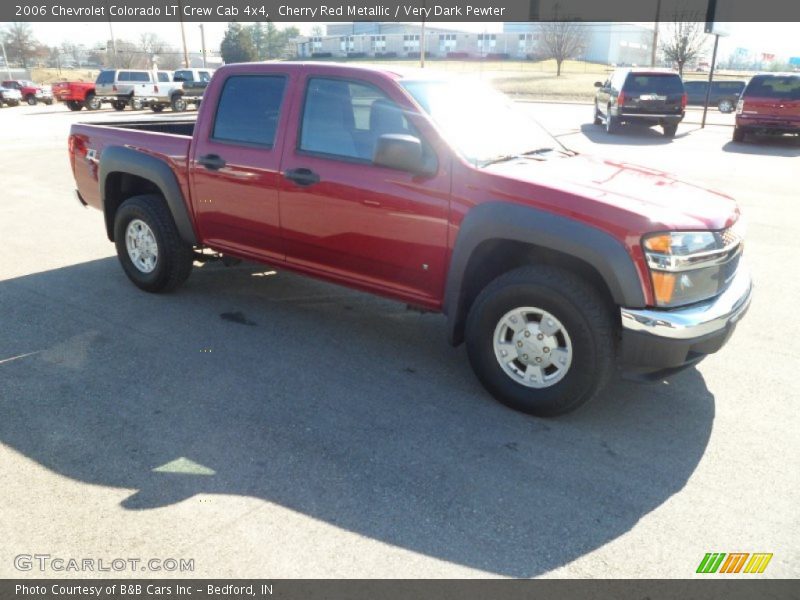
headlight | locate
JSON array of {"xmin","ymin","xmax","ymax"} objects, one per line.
[{"xmin": 643, "ymin": 223, "xmax": 744, "ymax": 307}]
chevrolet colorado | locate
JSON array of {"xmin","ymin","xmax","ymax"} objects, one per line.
[{"xmin": 68, "ymin": 63, "xmax": 752, "ymax": 416}]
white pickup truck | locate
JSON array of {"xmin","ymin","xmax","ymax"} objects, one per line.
[{"xmin": 94, "ymin": 69, "xmax": 181, "ymax": 111}]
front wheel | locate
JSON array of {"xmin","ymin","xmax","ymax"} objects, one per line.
[
  {"xmin": 593, "ymin": 103, "xmax": 602, "ymax": 125},
  {"xmin": 151, "ymin": 104, "xmax": 165, "ymax": 113},
  {"xmin": 113, "ymin": 194, "xmax": 194, "ymax": 293},
  {"xmin": 465, "ymin": 266, "xmax": 615, "ymax": 416},
  {"xmin": 26, "ymin": 95, "xmax": 37, "ymax": 106},
  {"xmin": 66, "ymin": 100, "xmax": 82, "ymax": 111},
  {"xmin": 718, "ymin": 98, "xmax": 734, "ymax": 113},
  {"xmin": 112, "ymin": 100, "xmax": 126, "ymax": 111},
  {"xmin": 129, "ymin": 96, "xmax": 144, "ymax": 111},
  {"xmin": 85, "ymin": 93, "xmax": 100, "ymax": 111}
]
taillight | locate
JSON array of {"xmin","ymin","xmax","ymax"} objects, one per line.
[
  {"xmin": 681, "ymin": 92, "xmax": 687, "ymax": 109},
  {"xmin": 112, "ymin": 85, "xmax": 117, "ymax": 92},
  {"xmin": 154, "ymin": 85, "xmax": 159, "ymax": 93},
  {"xmin": 617, "ymin": 91, "xmax": 626, "ymax": 106},
  {"xmin": 736, "ymin": 98, "xmax": 744, "ymax": 114}
]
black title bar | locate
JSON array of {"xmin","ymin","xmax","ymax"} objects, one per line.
[{"xmin": 4, "ymin": 0, "xmax": 800, "ymax": 22}]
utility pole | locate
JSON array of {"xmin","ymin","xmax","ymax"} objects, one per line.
[
  {"xmin": 1, "ymin": 42, "xmax": 12, "ymax": 79},
  {"xmin": 178, "ymin": 0, "xmax": 190, "ymax": 67},
  {"xmin": 651, "ymin": 0, "xmax": 661, "ymax": 67},
  {"xmin": 102, "ymin": 0, "xmax": 117, "ymax": 68},
  {"xmin": 199, "ymin": 24, "xmax": 207, "ymax": 67},
  {"xmin": 420, "ymin": 21, "xmax": 426, "ymax": 67}
]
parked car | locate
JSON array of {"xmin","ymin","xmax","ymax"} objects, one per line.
[
  {"xmin": 733, "ymin": 73, "xmax": 800, "ymax": 142},
  {"xmin": 52, "ymin": 81, "xmax": 101, "ymax": 111},
  {"xmin": 0, "ymin": 84, "xmax": 22, "ymax": 107},
  {"xmin": 594, "ymin": 68, "xmax": 687, "ymax": 137},
  {"xmin": 94, "ymin": 69, "xmax": 163, "ymax": 111},
  {"xmin": 683, "ymin": 80, "xmax": 746, "ymax": 113},
  {"xmin": 170, "ymin": 68, "xmax": 215, "ymax": 111},
  {"xmin": 68, "ymin": 63, "xmax": 751, "ymax": 417},
  {"xmin": 1, "ymin": 80, "xmax": 53, "ymax": 105}
]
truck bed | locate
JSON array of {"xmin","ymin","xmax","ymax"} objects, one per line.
[{"xmin": 69, "ymin": 119, "xmax": 195, "ymax": 212}]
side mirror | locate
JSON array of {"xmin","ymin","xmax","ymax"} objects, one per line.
[
  {"xmin": 373, "ymin": 134, "xmax": 426, "ymax": 174},
  {"xmin": 594, "ymin": 81, "xmax": 603, "ymax": 88}
]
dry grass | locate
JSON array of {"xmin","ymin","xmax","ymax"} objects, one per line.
[{"xmin": 31, "ymin": 68, "xmax": 99, "ymax": 84}]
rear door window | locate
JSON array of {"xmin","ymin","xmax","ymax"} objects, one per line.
[
  {"xmin": 129, "ymin": 72, "xmax": 150, "ymax": 83},
  {"xmin": 744, "ymin": 76, "xmax": 800, "ymax": 99},
  {"xmin": 157, "ymin": 72, "xmax": 170, "ymax": 83},
  {"xmin": 212, "ymin": 75, "xmax": 287, "ymax": 147},
  {"xmin": 624, "ymin": 75, "xmax": 684, "ymax": 94}
]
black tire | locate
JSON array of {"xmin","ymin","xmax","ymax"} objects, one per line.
[
  {"xmin": 732, "ymin": 126, "xmax": 745, "ymax": 142},
  {"xmin": 465, "ymin": 266, "xmax": 615, "ymax": 417},
  {"xmin": 112, "ymin": 100, "xmax": 126, "ymax": 111},
  {"xmin": 171, "ymin": 94, "xmax": 187, "ymax": 112},
  {"xmin": 605, "ymin": 109, "xmax": 619, "ymax": 134},
  {"xmin": 113, "ymin": 194, "xmax": 194, "ymax": 293},
  {"xmin": 26, "ymin": 94, "xmax": 37, "ymax": 106},
  {"xmin": 66, "ymin": 100, "xmax": 82, "ymax": 111},
  {"xmin": 85, "ymin": 93, "xmax": 100, "ymax": 111},
  {"xmin": 44, "ymin": 99, "xmax": 53, "ymax": 105},
  {"xmin": 151, "ymin": 104, "xmax": 165, "ymax": 113},
  {"xmin": 8, "ymin": 100, "xmax": 19, "ymax": 107},
  {"xmin": 593, "ymin": 103, "xmax": 602, "ymax": 125},
  {"xmin": 718, "ymin": 98, "xmax": 734, "ymax": 113},
  {"xmin": 662, "ymin": 123, "xmax": 678, "ymax": 137}
]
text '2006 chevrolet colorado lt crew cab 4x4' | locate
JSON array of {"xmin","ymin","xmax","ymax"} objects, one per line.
[{"xmin": 68, "ymin": 62, "xmax": 752, "ymax": 416}]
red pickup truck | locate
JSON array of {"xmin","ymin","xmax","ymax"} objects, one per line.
[
  {"xmin": 52, "ymin": 81, "xmax": 101, "ymax": 111},
  {"xmin": 68, "ymin": 63, "xmax": 752, "ymax": 416}
]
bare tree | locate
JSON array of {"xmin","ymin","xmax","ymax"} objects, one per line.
[
  {"xmin": 659, "ymin": 21, "xmax": 708, "ymax": 76},
  {"xmin": 1, "ymin": 22, "xmax": 39, "ymax": 68},
  {"xmin": 537, "ymin": 21, "xmax": 587, "ymax": 76}
]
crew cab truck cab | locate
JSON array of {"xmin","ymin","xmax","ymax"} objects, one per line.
[{"xmin": 69, "ymin": 63, "xmax": 752, "ymax": 416}]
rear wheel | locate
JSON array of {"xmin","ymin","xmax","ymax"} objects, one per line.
[
  {"xmin": 129, "ymin": 96, "xmax": 144, "ymax": 111},
  {"xmin": 465, "ymin": 266, "xmax": 614, "ymax": 416},
  {"xmin": 112, "ymin": 100, "xmax": 126, "ymax": 111},
  {"xmin": 593, "ymin": 103, "xmax": 602, "ymax": 125},
  {"xmin": 85, "ymin": 93, "xmax": 100, "ymax": 111},
  {"xmin": 113, "ymin": 194, "xmax": 194, "ymax": 293},
  {"xmin": 732, "ymin": 126, "xmax": 746, "ymax": 142},
  {"xmin": 151, "ymin": 104, "xmax": 165, "ymax": 113},
  {"xmin": 605, "ymin": 109, "xmax": 619, "ymax": 134},
  {"xmin": 171, "ymin": 95, "xmax": 187, "ymax": 112},
  {"xmin": 662, "ymin": 123, "xmax": 678, "ymax": 137},
  {"xmin": 26, "ymin": 94, "xmax": 37, "ymax": 106},
  {"xmin": 66, "ymin": 100, "xmax": 82, "ymax": 111}
]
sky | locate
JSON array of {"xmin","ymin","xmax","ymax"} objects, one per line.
[{"xmin": 8, "ymin": 21, "xmax": 800, "ymax": 62}]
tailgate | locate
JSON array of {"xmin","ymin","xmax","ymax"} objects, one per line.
[{"xmin": 622, "ymin": 74, "xmax": 685, "ymax": 115}]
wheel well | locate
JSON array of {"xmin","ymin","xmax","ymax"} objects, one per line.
[
  {"xmin": 103, "ymin": 173, "xmax": 163, "ymax": 240},
  {"xmin": 453, "ymin": 239, "xmax": 618, "ymax": 344}
]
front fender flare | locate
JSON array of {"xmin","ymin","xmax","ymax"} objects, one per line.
[{"xmin": 443, "ymin": 202, "xmax": 646, "ymax": 345}]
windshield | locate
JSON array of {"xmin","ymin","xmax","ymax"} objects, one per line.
[{"xmin": 401, "ymin": 78, "xmax": 563, "ymax": 166}]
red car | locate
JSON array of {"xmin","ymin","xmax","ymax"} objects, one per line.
[
  {"xmin": 68, "ymin": 63, "xmax": 752, "ymax": 416},
  {"xmin": 1, "ymin": 79, "xmax": 53, "ymax": 105},
  {"xmin": 734, "ymin": 73, "xmax": 800, "ymax": 141},
  {"xmin": 52, "ymin": 81, "xmax": 101, "ymax": 111}
]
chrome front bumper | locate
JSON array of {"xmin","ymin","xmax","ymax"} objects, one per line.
[{"xmin": 620, "ymin": 265, "xmax": 753, "ymax": 340}]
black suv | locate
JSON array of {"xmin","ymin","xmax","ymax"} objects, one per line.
[
  {"xmin": 594, "ymin": 69, "xmax": 687, "ymax": 137},
  {"xmin": 684, "ymin": 80, "xmax": 745, "ymax": 113}
]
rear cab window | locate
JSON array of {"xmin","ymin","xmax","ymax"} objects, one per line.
[
  {"xmin": 96, "ymin": 71, "xmax": 114, "ymax": 84},
  {"xmin": 212, "ymin": 75, "xmax": 287, "ymax": 147},
  {"xmin": 744, "ymin": 75, "xmax": 800, "ymax": 99},
  {"xmin": 623, "ymin": 74, "xmax": 684, "ymax": 94}
]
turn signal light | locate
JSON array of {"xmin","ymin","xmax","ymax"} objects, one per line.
[{"xmin": 651, "ymin": 272, "xmax": 677, "ymax": 305}]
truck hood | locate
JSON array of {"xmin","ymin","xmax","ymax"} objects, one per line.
[{"xmin": 484, "ymin": 153, "xmax": 739, "ymax": 232}]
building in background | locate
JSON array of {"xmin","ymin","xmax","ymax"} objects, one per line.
[{"xmin": 293, "ymin": 22, "xmax": 653, "ymax": 65}]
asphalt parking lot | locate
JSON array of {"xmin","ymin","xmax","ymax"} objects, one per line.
[{"xmin": 0, "ymin": 101, "xmax": 798, "ymax": 579}]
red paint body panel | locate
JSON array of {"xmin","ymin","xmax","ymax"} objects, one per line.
[
  {"xmin": 69, "ymin": 62, "xmax": 741, "ymax": 311},
  {"xmin": 53, "ymin": 81, "xmax": 95, "ymax": 103}
]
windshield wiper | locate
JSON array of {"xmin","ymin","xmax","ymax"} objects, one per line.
[{"xmin": 479, "ymin": 147, "xmax": 561, "ymax": 167}]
